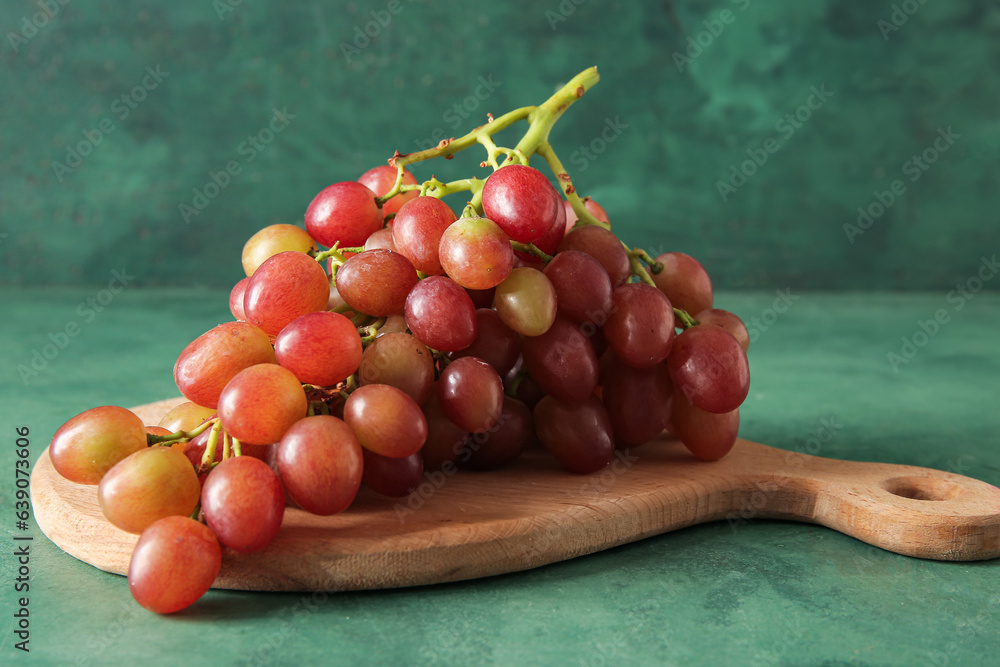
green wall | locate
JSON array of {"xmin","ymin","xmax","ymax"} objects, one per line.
[{"xmin": 1, "ymin": 0, "xmax": 997, "ymax": 290}]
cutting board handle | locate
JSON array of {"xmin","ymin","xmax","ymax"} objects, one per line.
[{"xmin": 730, "ymin": 443, "xmax": 1000, "ymax": 560}]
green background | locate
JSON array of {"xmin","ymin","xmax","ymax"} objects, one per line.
[
  {"xmin": 2, "ymin": 1, "xmax": 1000, "ymax": 665},
  {"xmin": 1, "ymin": 0, "xmax": 997, "ymax": 290}
]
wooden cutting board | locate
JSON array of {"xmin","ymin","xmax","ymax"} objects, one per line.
[{"xmin": 31, "ymin": 397, "xmax": 1000, "ymax": 592}]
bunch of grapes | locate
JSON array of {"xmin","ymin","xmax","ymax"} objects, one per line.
[{"xmin": 45, "ymin": 68, "xmax": 750, "ymax": 614}]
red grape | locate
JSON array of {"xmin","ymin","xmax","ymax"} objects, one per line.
[
  {"xmin": 533, "ymin": 395, "xmax": 614, "ymax": 474},
  {"xmin": 276, "ymin": 415, "xmax": 363, "ymax": 515},
  {"xmin": 522, "ymin": 315, "xmax": 599, "ymax": 403},
  {"xmin": 464, "ymin": 396, "xmax": 532, "ymax": 470},
  {"xmin": 174, "ymin": 322, "xmax": 276, "ymax": 410},
  {"xmin": 670, "ymin": 389, "xmax": 740, "ymax": 461},
  {"xmin": 358, "ymin": 165, "xmax": 419, "ymax": 216},
  {"xmin": 404, "ymin": 275, "xmax": 477, "ymax": 351},
  {"xmin": 274, "ymin": 311, "xmax": 362, "ymax": 386},
  {"xmin": 358, "ymin": 332, "xmax": 435, "ymax": 404},
  {"xmin": 362, "ymin": 449, "xmax": 423, "ymax": 497},
  {"xmin": 335, "ymin": 249, "xmax": 418, "ymax": 316},
  {"xmin": 420, "ymin": 387, "xmax": 470, "ymax": 470},
  {"xmin": 438, "ymin": 217, "xmax": 514, "ymax": 290},
  {"xmin": 667, "ymin": 325, "xmax": 750, "ymax": 414},
  {"xmin": 364, "ymin": 226, "xmax": 397, "ymax": 252},
  {"xmin": 694, "ymin": 308, "xmax": 750, "ymax": 352},
  {"xmin": 482, "ymin": 164, "xmax": 560, "ymax": 243},
  {"xmin": 229, "ymin": 277, "xmax": 249, "ymax": 321},
  {"xmin": 201, "ymin": 456, "xmax": 285, "ymax": 552},
  {"xmin": 344, "ymin": 384, "xmax": 428, "ymax": 457},
  {"xmin": 563, "ymin": 197, "xmax": 610, "ymax": 231},
  {"xmin": 604, "ymin": 283, "xmax": 675, "ymax": 369},
  {"xmin": 217, "ymin": 363, "xmax": 307, "ymax": 445},
  {"xmin": 543, "ymin": 250, "xmax": 614, "ymax": 325},
  {"xmin": 557, "ymin": 225, "xmax": 630, "ymax": 287},
  {"xmin": 305, "ymin": 181, "xmax": 383, "ymax": 248},
  {"xmin": 128, "ymin": 516, "xmax": 221, "ymax": 614},
  {"xmin": 446, "ymin": 308, "xmax": 521, "ymax": 376},
  {"xmin": 438, "ymin": 357, "xmax": 504, "ymax": 433},
  {"xmin": 601, "ymin": 355, "xmax": 674, "ymax": 446},
  {"xmin": 391, "ymin": 196, "xmax": 457, "ymax": 275},
  {"xmin": 652, "ymin": 252, "xmax": 713, "ymax": 324},
  {"xmin": 244, "ymin": 251, "xmax": 330, "ymax": 336}
]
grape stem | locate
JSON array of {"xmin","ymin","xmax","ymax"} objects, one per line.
[
  {"xmin": 510, "ymin": 241, "xmax": 553, "ymax": 263},
  {"xmin": 674, "ymin": 308, "xmax": 700, "ymax": 329},
  {"xmin": 359, "ymin": 317, "xmax": 387, "ymax": 346},
  {"xmin": 200, "ymin": 419, "xmax": 223, "ymax": 467},
  {"xmin": 146, "ymin": 418, "xmax": 217, "ymax": 446}
]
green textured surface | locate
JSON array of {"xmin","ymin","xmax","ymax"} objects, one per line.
[
  {"xmin": 2, "ymin": 0, "xmax": 999, "ymax": 290},
  {"xmin": 2, "ymin": 288, "xmax": 998, "ymax": 665}
]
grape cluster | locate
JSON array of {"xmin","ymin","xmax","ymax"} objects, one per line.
[{"xmin": 45, "ymin": 68, "xmax": 750, "ymax": 614}]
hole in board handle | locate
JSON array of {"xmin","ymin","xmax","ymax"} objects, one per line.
[{"xmin": 881, "ymin": 476, "xmax": 966, "ymax": 501}]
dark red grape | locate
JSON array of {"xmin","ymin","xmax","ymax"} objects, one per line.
[
  {"xmin": 362, "ymin": 449, "xmax": 423, "ymax": 497},
  {"xmin": 404, "ymin": 276, "xmax": 477, "ymax": 351},
  {"xmin": 522, "ymin": 315, "xmax": 598, "ymax": 403},
  {"xmin": 667, "ymin": 325, "xmax": 750, "ymax": 414},
  {"xmin": 438, "ymin": 357, "xmax": 504, "ymax": 433},
  {"xmin": 604, "ymin": 283, "xmax": 675, "ymax": 369},
  {"xmin": 557, "ymin": 225, "xmax": 630, "ymax": 287},
  {"xmin": 533, "ymin": 395, "xmax": 614, "ymax": 474},
  {"xmin": 447, "ymin": 309, "xmax": 521, "ymax": 376}
]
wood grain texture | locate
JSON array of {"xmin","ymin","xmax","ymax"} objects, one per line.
[{"xmin": 31, "ymin": 397, "xmax": 1000, "ymax": 592}]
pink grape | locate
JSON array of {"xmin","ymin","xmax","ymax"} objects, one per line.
[
  {"xmin": 98, "ymin": 446, "xmax": 201, "ymax": 534},
  {"xmin": 50, "ymin": 406, "xmax": 147, "ymax": 485},
  {"xmin": 242, "ymin": 224, "xmax": 317, "ymax": 277}
]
